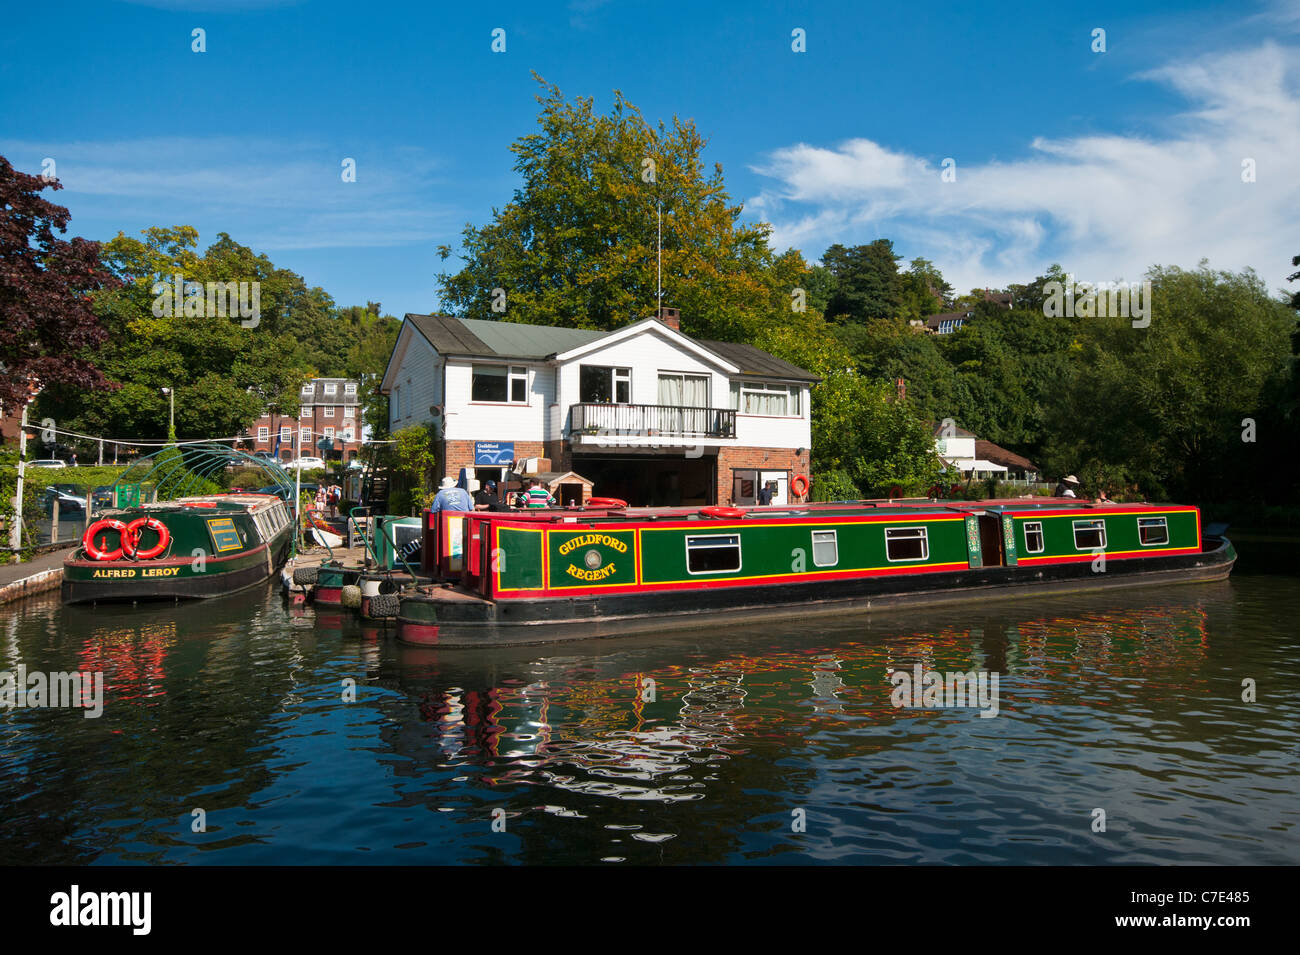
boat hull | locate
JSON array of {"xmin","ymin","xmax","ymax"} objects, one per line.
[
  {"xmin": 62, "ymin": 495, "xmax": 293, "ymax": 604},
  {"xmin": 398, "ymin": 536, "xmax": 1236, "ymax": 647},
  {"xmin": 61, "ymin": 545, "xmax": 287, "ymax": 603}
]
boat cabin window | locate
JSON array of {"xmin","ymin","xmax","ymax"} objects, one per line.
[
  {"xmin": 811, "ymin": 529, "xmax": 838, "ymax": 566},
  {"xmin": 1023, "ymin": 521, "xmax": 1045, "ymax": 553},
  {"xmin": 686, "ymin": 534, "xmax": 742, "ymax": 574},
  {"xmin": 884, "ymin": 526, "xmax": 928, "ymax": 562},
  {"xmin": 1073, "ymin": 519, "xmax": 1107, "ymax": 550},
  {"xmin": 1137, "ymin": 516, "xmax": 1169, "ymax": 545}
]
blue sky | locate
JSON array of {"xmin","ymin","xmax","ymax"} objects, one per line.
[{"xmin": 3, "ymin": 0, "xmax": 1297, "ymax": 317}]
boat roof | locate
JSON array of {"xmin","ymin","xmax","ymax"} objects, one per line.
[
  {"xmin": 108, "ymin": 493, "xmax": 284, "ymax": 513},
  {"xmin": 455, "ymin": 498, "xmax": 1184, "ymax": 523}
]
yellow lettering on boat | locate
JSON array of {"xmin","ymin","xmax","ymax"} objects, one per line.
[
  {"xmin": 558, "ymin": 534, "xmax": 628, "ymax": 556},
  {"xmin": 565, "ymin": 561, "xmax": 617, "ymax": 581}
]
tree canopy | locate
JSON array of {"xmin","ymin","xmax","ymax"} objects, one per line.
[
  {"xmin": 0, "ymin": 155, "xmax": 119, "ymax": 411},
  {"xmin": 35, "ymin": 226, "xmax": 399, "ymax": 445}
]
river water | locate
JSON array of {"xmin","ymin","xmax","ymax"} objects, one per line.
[{"xmin": 1, "ymin": 567, "xmax": 1296, "ymax": 865}]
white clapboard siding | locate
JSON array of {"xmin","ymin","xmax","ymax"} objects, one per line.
[
  {"xmin": 389, "ymin": 331, "xmax": 442, "ymax": 431},
  {"xmin": 443, "ymin": 360, "xmax": 556, "ymax": 442},
  {"xmin": 735, "ymin": 402, "xmax": 811, "ymax": 449},
  {"xmin": 555, "ymin": 327, "xmax": 733, "ymax": 410}
]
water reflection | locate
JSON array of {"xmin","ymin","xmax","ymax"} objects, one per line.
[{"xmin": 0, "ymin": 575, "xmax": 1296, "ymax": 865}]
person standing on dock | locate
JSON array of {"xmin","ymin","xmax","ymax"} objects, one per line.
[
  {"xmin": 523, "ymin": 478, "xmax": 555, "ymax": 508},
  {"xmin": 432, "ymin": 476, "xmax": 473, "ymax": 513},
  {"xmin": 474, "ymin": 480, "xmax": 499, "ymax": 510}
]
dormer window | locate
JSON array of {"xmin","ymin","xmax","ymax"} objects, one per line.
[
  {"xmin": 344, "ymin": 382, "xmax": 357, "ymax": 395},
  {"xmin": 324, "ymin": 382, "xmax": 337, "ymax": 396}
]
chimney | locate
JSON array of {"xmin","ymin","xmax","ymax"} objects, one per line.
[{"xmin": 657, "ymin": 306, "xmax": 680, "ymax": 331}]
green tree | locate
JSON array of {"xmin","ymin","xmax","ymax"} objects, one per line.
[
  {"xmin": 390, "ymin": 423, "xmax": 439, "ymax": 514},
  {"xmin": 821, "ymin": 240, "xmax": 905, "ymax": 323},
  {"xmin": 1041, "ymin": 263, "xmax": 1295, "ymax": 504},
  {"xmin": 438, "ymin": 77, "xmax": 787, "ymax": 342},
  {"xmin": 757, "ymin": 315, "xmax": 939, "ymax": 497},
  {"xmin": 37, "ymin": 227, "xmax": 320, "ymax": 442}
]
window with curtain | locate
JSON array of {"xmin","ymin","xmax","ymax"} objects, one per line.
[
  {"xmin": 657, "ymin": 373, "xmax": 708, "ymax": 406},
  {"xmin": 733, "ymin": 381, "xmax": 800, "ymax": 416}
]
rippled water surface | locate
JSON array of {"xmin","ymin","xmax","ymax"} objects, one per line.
[{"xmin": 2, "ymin": 572, "xmax": 1297, "ymax": 864}]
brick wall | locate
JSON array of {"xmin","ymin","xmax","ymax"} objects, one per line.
[
  {"xmin": 248, "ymin": 408, "xmax": 364, "ymax": 461},
  {"xmin": 715, "ymin": 446, "xmax": 812, "ymax": 504}
]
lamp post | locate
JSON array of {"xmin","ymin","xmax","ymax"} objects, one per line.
[{"xmin": 161, "ymin": 387, "xmax": 175, "ymax": 442}]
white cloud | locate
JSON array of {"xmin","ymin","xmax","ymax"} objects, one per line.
[{"xmin": 749, "ymin": 42, "xmax": 1300, "ymax": 295}]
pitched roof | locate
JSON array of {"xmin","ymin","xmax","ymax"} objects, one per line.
[
  {"xmin": 975, "ymin": 439, "xmax": 1039, "ymax": 472},
  {"xmin": 696, "ymin": 339, "xmax": 820, "ymax": 382},
  {"xmin": 923, "ymin": 310, "xmax": 973, "ymax": 329},
  {"xmin": 932, "ymin": 421, "xmax": 977, "ymax": 438},
  {"xmin": 406, "ymin": 314, "xmax": 606, "ymax": 358},
  {"xmin": 403, "ymin": 313, "xmax": 818, "ymax": 381}
]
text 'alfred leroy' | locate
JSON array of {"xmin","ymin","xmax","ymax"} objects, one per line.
[{"xmin": 889, "ymin": 664, "xmax": 1000, "ymax": 718}]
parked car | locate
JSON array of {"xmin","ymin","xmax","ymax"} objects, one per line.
[
  {"xmin": 41, "ymin": 486, "xmax": 84, "ymax": 515},
  {"xmin": 91, "ymin": 485, "xmax": 115, "ymax": 510},
  {"xmin": 285, "ymin": 457, "xmax": 326, "ymax": 471},
  {"xmin": 29, "ymin": 459, "xmax": 67, "ymax": 469}
]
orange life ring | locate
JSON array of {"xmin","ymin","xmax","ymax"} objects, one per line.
[
  {"xmin": 701, "ymin": 506, "xmax": 745, "ymax": 519},
  {"xmin": 124, "ymin": 516, "xmax": 170, "ymax": 559},
  {"xmin": 586, "ymin": 497, "xmax": 628, "ymax": 508},
  {"xmin": 791, "ymin": 475, "xmax": 809, "ymax": 497},
  {"xmin": 83, "ymin": 519, "xmax": 129, "ymax": 561}
]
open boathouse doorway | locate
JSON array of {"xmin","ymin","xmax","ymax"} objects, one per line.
[{"xmin": 571, "ymin": 454, "xmax": 717, "ymax": 507}]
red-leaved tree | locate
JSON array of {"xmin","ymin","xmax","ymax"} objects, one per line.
[{"xmin": 0, "ymin": 154, "xmax": 119, "ymax": 411}]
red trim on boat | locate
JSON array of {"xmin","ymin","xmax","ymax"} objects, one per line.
[{"xmin": 398, "ymin": 621, "xmax": 441, "ymax": 646}]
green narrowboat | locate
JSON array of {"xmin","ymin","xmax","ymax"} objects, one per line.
[
  {"xmin": 62, "ymin": 493, "xmax": 294, "ymax": 603},
  {"xmin": 396, "ymin": 499, "xmax": 1235, "ymax": 647}
]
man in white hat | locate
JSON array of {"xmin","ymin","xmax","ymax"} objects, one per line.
[
  {"xmin": 431, "ymin": 475, "xmax": 473, "ymax": 513},
  {"xmin": 1054, "ymin": 474, "xmax": 1080, "ymax": 498}
]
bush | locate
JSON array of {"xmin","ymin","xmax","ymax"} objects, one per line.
[
  {"xmin": 225, "ymin": 466, "xmax": 271, "ymax": 490},
  {"xmin": 811, "ymin": 469, "xmax": 858, "ymax": 502}
]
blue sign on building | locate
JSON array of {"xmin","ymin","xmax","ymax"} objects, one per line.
[{"xmin": 474, "ymin": 441, "xmax": 515, "ymax": 465}]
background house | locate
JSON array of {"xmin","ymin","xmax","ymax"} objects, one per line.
[
  {"xmin": 381, "ymin": 308, "xmax": 818, "ymax": 506},
  {"xmin": 934, "ymin": 422, "xmax": 1008, "ymax": 480},
  {"xmin": 247, "ymin": 377, "xmax": 364, "ymax": 463}
]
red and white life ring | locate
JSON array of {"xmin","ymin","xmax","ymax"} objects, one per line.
[
  {"xmin": 586, "ymin": 497, "xmax": 628, "ymax": 508},
  {"xmin": 83, "ymin": 519, "xmax": 129, "ymax": 561},
  {"xmin": 701, "ymin": 506, "xmax": 745, "ymax": 519},
  {"xmin": 791, "ymin": 474, "xmax": 809, "ymax": 497},
  {"xmin": 124, "ymin": 516, "xmax": 170, "ymax": 559}
]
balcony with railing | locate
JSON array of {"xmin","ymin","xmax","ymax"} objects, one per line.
[{"xmin": 568, "ymin": 403, "xmax": 737, "ymax": 442}]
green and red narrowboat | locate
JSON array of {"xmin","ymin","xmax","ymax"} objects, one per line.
[
  {"xmin": 62, "ymin": 493, "xmax": 294, "ymax": 603},
  {"xmin": 396, "ymin": 499, "xmax": 1235, "ymax": 647}
]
